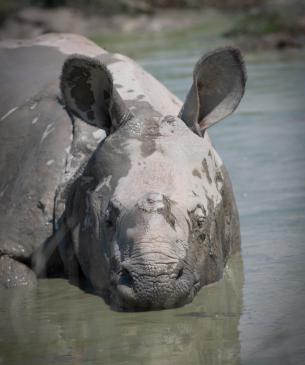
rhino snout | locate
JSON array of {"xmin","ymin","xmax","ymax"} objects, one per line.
[{"xmin": 112, "ymin": 253, "xmax": 194, "ymax": 310}]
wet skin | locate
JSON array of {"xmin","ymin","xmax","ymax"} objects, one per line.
[{"xmin": 0, "ymin": 35, "xmax": 245, "ymax": 310}]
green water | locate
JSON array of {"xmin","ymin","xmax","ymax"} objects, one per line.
[
  {"xmin": 1, "ymin": 26, "xmax": 305, "ymax": 365},
  {"xmin": 0, "ymin": 254, "xmax": 243, "ymax": 365}
]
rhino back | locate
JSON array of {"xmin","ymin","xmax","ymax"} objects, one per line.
[
  {"xmin": 0, "ymin": 34, "xmax": 109, "ymax": 261},
  {"xmin": 98, "ymin": 52, "xmax": 182, "ymax": 118},
  {"xmin": 0, "ymin": 45, "xmax": 73, "ymax": 260}
]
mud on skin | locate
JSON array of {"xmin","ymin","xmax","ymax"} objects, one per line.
[{"xmin": 0, "ymin": 34, "xmax": 245, "ymax": 310}]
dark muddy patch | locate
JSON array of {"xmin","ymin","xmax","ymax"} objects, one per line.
[
  {"xmin": 202, "ymin": 158, "xmax": 212, "ymax": 184},
  {"xmin": 192, "ymin": 168, "xmax": 202, "ymax": 179}
]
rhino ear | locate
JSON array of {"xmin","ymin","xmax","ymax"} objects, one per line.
[
  {"xmin": 179, "ymin": 47, "xmax": 246, "ymax": 136},
  {"xmin": 60, "ymin": 55, "xmax": 132, "ymax": 135}
]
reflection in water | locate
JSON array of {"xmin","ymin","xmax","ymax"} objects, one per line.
[{"xmin": 0, "ymin": 254, "xmax": 243, "ymax": 365}]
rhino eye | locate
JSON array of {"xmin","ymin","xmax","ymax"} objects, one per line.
[
  {"xmin": 105, "ymin": 208, "xmax": 114, "ymax": 227},
  {"xmin": 193, "ymin": 207, "xmax": 206, "ymax": 226},
  {"xmin": 105, "ymin": 199, "xmax": 124, "ymax": 228},
  {"xmin": 197, "ymin": 216, "xmax": 206, "ymax": 226},
  {"xmin": 176, "ymin": 267, "xmax": 184, "ymax": 280},
  {"xmin": 105, "ymin": 215, "xmax": 113, "ymax": 227}
]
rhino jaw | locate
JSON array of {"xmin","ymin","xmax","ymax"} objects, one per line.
[{"xmin": 111, "ymin": 252, "xmax": 197, "ymax": 310}]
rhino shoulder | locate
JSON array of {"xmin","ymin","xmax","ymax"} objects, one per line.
[{"xmin": 0, "ymin": 34, "xmax": 108, "ymax": 262}]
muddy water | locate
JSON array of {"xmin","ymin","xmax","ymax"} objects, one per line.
[
  {"xmin": 1, "ymin": 29, "xmax": 305, "ymax": 364},
  {"xmin": 0, "ymin": 254, "xmax": 243, "ymax": 365}
]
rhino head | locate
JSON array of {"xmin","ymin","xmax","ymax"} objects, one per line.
[{"xmin": 60, "ymin": 47, "xmax": 246, "ymax": 310}]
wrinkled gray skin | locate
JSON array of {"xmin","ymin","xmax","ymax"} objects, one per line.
[{"xmin": 0, "ymin": 34, "xmax": 246, "ymax": 310}]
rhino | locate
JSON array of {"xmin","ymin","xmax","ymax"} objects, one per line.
[{"xmin": 0, "ymin": 34, "xmax": 246, "ymax": 310}]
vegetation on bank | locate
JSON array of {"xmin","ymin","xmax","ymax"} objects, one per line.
[
  {"xmin": 224, "ymin": 2, "xmax": 305, "ymax": 50},
  {"xmin": 0, "ymin": 0, "xmax": 304, "ymax": 50},
  {"xmin": 0, "ymin": 0, "xmax": 269, "ymax": 23},
  {"xmin": 227, "ymin": 4, "xmax": 305, "ymax": 36}
]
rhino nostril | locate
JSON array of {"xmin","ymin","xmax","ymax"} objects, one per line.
[
  {"xmin": 176, "ymin": 267, "xmax": 184, "ymax": 280},
  {"xmin": 119, "ymin": 268, "xmax": 133, "ymax": 288}
]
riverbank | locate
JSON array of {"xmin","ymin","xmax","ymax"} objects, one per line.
[
  {"xmin": 0, "ymin": 4, "xmax": 304, "ymax": 51},
  {"xmin": 0, "ymin": 7, "xmax": 209, "ymax": 39}
]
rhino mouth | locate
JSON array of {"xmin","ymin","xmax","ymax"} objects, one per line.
[
  {"xmin": 109, "ymin": 263, "xmax": 199, "ymax": 311},
  {"xmin": 111, "ymin": 283, "xmax": 200, "ymax": 312}
]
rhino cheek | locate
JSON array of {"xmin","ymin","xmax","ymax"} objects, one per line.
[
  {"xmin": 70, "ymin": 216, "xmax": 110, "ymax": 293},
  {"xmin": 187, "ymin": 199, "xmax": 228, "ymax": 289}
]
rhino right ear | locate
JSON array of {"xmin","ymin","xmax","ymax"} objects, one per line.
[
  {"xmin": 60, "ymin": 55, "xmax": 133, "ymax": 135},
  {"xmin": 179, "ymin": 47, "xmax": 246, "ymax": 136}
]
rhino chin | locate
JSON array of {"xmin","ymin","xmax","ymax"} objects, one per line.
[
  {"xmin": 108, "ymin": 270, "xmax": 197, "ymax": 311},
  {"xmin": 112, "ymin": 291, "xmax": 192, "ymax": 311}
]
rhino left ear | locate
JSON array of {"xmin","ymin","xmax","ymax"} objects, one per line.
[
  {"xmin": 179, "ymin": 47, "xmax": 246, "ymax": 136},
  {"xmin": 60, "ymin": 55, "xmax": 132, "ymax": 135}
]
